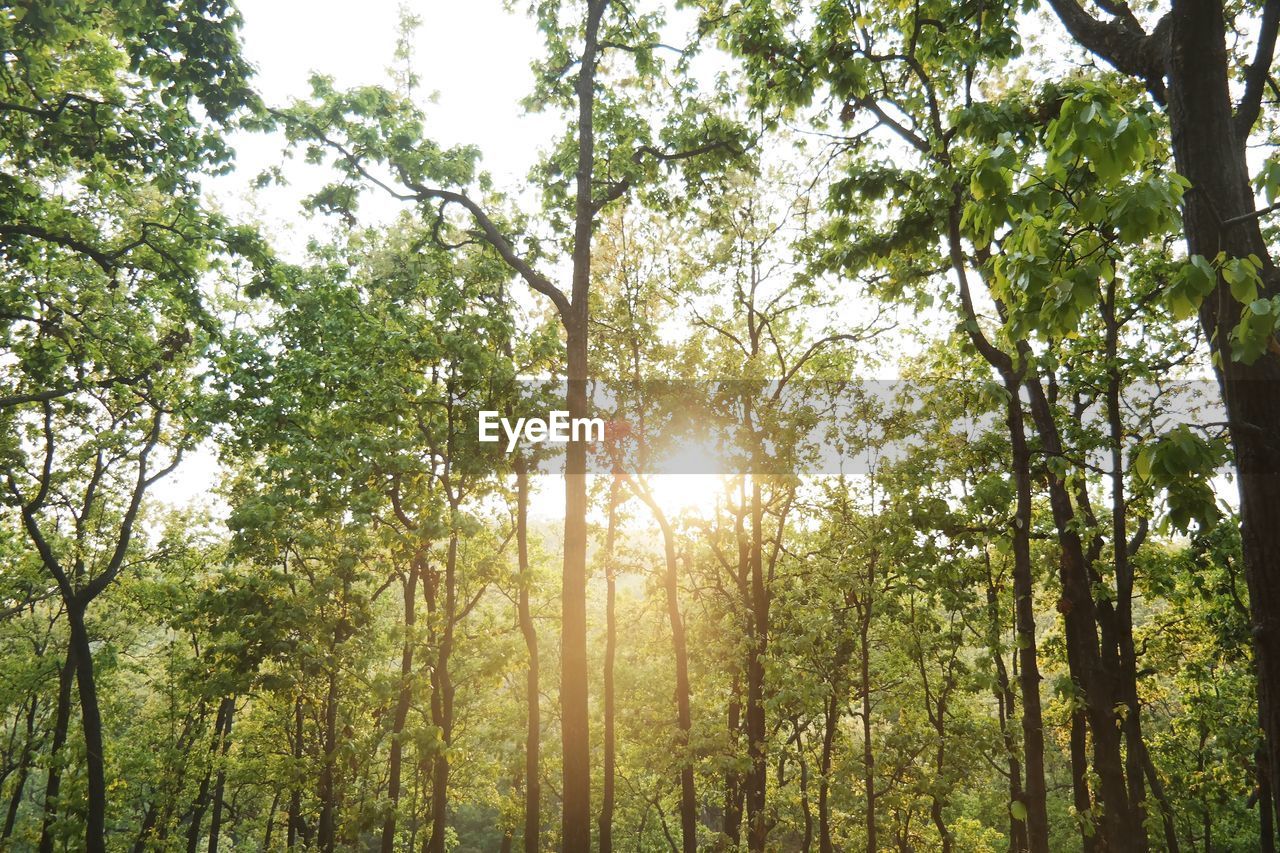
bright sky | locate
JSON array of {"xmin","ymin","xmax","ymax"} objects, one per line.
[
  {"xmin": 217, "ymin": 0, "xmax": 559, "ymax": 251},
  {"xmin": 171, "ymin": 1, "xmax": 744, "ymax": 518},
  {"xmin": 168, "ymin": 1, "xmax": 562, "ymax": 513},
  {"xmin": 161, "ymin": 1, "xmax": 922, "ymax": 519}
]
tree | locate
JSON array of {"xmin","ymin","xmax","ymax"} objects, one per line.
[{"xmin": 268, "ymin": 5, "xmax": 744, "ymax": 845}]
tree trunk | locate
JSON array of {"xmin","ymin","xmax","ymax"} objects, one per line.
[
  {"xmin": 745, "ymin": 474, "xmax": 768, "ymax": 853},
  {"xmin": 1003, "ymin": 380, "xmax": 1051, "ymax": 853},
  {"xmin": 860, "ymin": 588, "xmax": 875, "ymax": 853},
  {"xmin": 316, "ymin": 662, "xmax": 340, "ymax": 853},
  {"xmin": 37, "ymin": 644, "xmax": 74, "ymax": 853},
  {"xmin": 560, "ymin": 2, "xmax": 606, "ymax": 848},
  {"xmin": 1163, "ymin": 0, "xmax": 1280, "ymax": 822},
  {"xmin": 598, "ymin": 476, "xmax": 619, "ymax": 853},
  {"xmin": 798, "ymin": 743, "xmax": 813, "ymax": 852},
  {"xmin": 517, "ymin": 458, "xmax": 541, "ymax": 853},
  {"xmin": 381, "ymin": 562, "xmax": 419, "ymax": 853},
  {"xmin": 949, "ymin": 197, "xmax": 1050, "ymax": 852},
  {"xmin": 1070, "ymin": 709, "xmax": 1096, "ymax": 851},
  {"xmin": 656, "ymin": 510, "xmax": 697, "ymax": 853},
  {"xmin": 66, "ymin": 604, "xmax": 107, "ymax": 853},
  {"xmin": 818, "ymin": 697, "xmax": 838, "ymax": 853},
  {"xmin": 723, "ymin": 675, "xmax": 744, "ymax": 846},
  {"xmin": 1022, "ymin": 375, "xmax": 1139, "ymax": 850},
  {"xmin": 287, "ymin": 695, "xmax": 303, "ymax": 849},
  {"xmin": 426, "ymin": 532, "xmax": 459, "ymax": 853},
  {"xmin": 207, "ymin": 698, "xmax": 235, "ymax": 853},
  {"xmin": 186, "ymin": 697, "xmax": 233, "ymax": 853}
]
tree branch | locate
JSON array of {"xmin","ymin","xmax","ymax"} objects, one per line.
[
  {"xmin": 1044, "ymin": 0, "xmax": 1169, "ymax": 103},
  {"xmin": 1237, "ymin": 0, "xmax": 1280, "ymax": 137}
]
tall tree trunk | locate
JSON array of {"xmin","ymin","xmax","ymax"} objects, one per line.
[
  {"xmin": 1070, "ymin": 709, "xmax": 1096, "ymax": 851},
  {"xmin": 381, "ymin": 562, "xmax": 420, "ymax": 853},
  {"xmin": 797, "ymin": 741, "xmax": 813, "ymax": 853},
  {"xmin": 949, "ymin": 196, "xmax": 1050, "ymax": 853},
  {"xmin": 1022, "ymin": 375, "xmax": 1139, "ymax": 850},
  {"xmin": 560, "ymin": 3, "xmax": 607, "ymax": 848},
  {"xmin": 516, "ymin": 457, "xmax": 542, "ymax": 853},
  {"xmin": 263, "ymin": 790, "xmax": 280, "ymax": 851},
  {"xmin": 723, "ymin": 673, "xmax": 744, "ymax": 846},
  {"xmin": 1003, "ymin": 380, "xmax": 1051, "ymax": 853},
  {"xmin": 207, "ymin": 698, "xmax": 235, "ymax": 853},
  {"xmin": 745, "ymin": 474, "xmax": 768, "ymax": 853},
  {"xmin": 598, "ymin": 476, "xmax": 619, "ymax": 853},
  {"xmin": 1047, "ymin": 0, "xmax": 1280, "ymax": 821},
  {"xmin": 316, "ymin": 662, "xmax": 340, "ymax": 853},
  {"xmin": 658, "ymin": 513, "xmax": 697, "ymax": 853},
  {"xmin": 860, "ymin": 583, "xmax": 875, "ymax": 853},
  {"xmin": 37, "ymin": 645, "xmax": 74, "ymax": 853},
  {"xmin": 186, "ymin": 697, "xmax": 233, "ymax": 853},
  {"xmin": 818, "ymin": 697, "xmax": 838, "ymax": 853},
  {"xmin": 66, "ymin": 604, "xmax": 107, "ymax": 853},
  {"xmin": 627, "ymin": 476, "xmax": 697, "ymax": 852},
  {"xmin": 984, "ymin": 552, "xmax": 1029, "ymax": 853},
  {"xmin": 287, "ymin": 695, "xmax": 303, "ymax": 849},
  {"xmin": 1097, "ymin": 281, "xmax": 1155, "ymax": 851},
  {"xmin": 1164, "ymin": 0, "xmax": 1280, "ymax": 822},
  {"xmin": 426, "ymin": 532, "xmax": 459, "ymax": 853}
]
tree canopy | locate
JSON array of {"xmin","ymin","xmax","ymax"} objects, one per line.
[{"xmin": 2, "ymin": 0, "xmax": 1279, "ymax": 851}]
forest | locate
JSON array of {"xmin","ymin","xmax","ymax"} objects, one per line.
[{"xmin": 3, "ymin": 0, "xmax": 1280, "ymax": 850}]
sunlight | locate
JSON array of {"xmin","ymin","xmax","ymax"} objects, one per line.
[{"xmin": 643, "ymin": 473, "xmax": 729, "ymax": 518}]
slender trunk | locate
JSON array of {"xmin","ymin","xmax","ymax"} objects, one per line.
[
  {"xmin": 798, "ymin": 745, "xmax": 813, "ymax": 852},
  {"xmin": 629, "ymin": 480, "xmax": 698, "ymax": 853},
  {"xmin": 316, "ymin": 662, "xmax": 340, "ymax": 853},
  {"xmin": 381, "ymin": 563, "xmax": 419, "ymax": 853},
  {"xmin": 517, "ymin": 458, "xmax": 541, "ymax": 853},
  {"xmin": 287, "ymin": 695, "xmax": 303, "ymax": 849},
  {"xmin": 745, "ymin": 474, "xmax": 768, "ymax": 852},
  {"xmin": 985, "ymin": 552, "xmax": 1028, "ymax": 853},
  {"xmin": 1140, "ymin": 750, "xmax": 1179, "ymax": 853},
  {"xmin": 1024, "ymin": 375, "xmax": 1137, "ymax": 849},
  {"xmin": 426, "ymin": 532, "xmax": 459, "ymax": 853},
  {"xmin": 948, "ymin": 197, "xmax": 1050, "ymax": 852},
  {"xmin": 1160, "ymin": 0, "xmax": 1280, "ymax": 821},
  {"xmin": 818, "ymin": 697, "xmax": 838, "ymax": 853},
  {"xmin": 187, "ymin": 697, "xmax": 233, "ymax": 853},
  {"xmin": 560, "ymin": 2, "xmax": 606, "ymax": 848},
  {"xmin": 1100, "ymin": 279, "xmax": 1155, "ymax": 853},
  {"xmin": 1003, "ymin": 381, "xmax": 1051, "ymax": 853},
  {"xmin": 1070, "ymin": 709, "xmax": 1096, "ymax": 851},
  {"xmin": 664, "ymin": 529, "xmax": 697, "ymax": 853},
  {"xmin": 861, "ymin": 596, "xmax": 875, "ymax": 853},
  {"xmin": 723, "ymin": 674, "xmax": 743, "ymax": 846},
  {"xmin": 207, "ymin": 699, "xmax": 235, "ymax": 853},
  {"xmin": 2, "ymin": 695, "xmax": 37, "ymax": 840},
  {"xmin": 66, "ymin": 604, "xmax": 107, "ymax": 853},
  {"xmin": 263, "ymin": 790, "xmax": 280, "ymax": 851},
  {"xmin": 929, "ymin": 717, "xmax": 951, "ymax": 853},
  {"xmin": 38, "ymin": 645, "xmax": 74, "ymax": 850},
  {"xmin": 598, "ymin": 477, "xmax": 619, "ymax": 853},
  {"xmin": 144, "ymin": 704, "xmax": 205, "ymax": 852}
]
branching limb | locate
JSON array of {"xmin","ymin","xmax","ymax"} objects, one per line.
[
  {"xmin": 1238, "ymin": 0, "xmax": 1280, "ymax": 137},
  {"xmin": 1044, "ymin": 0, "xmax": 1169, "ymax": 103}
]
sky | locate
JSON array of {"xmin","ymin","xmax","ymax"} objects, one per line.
[
  {"xmin": 166, "ymin": 1, "xmax": 565, "ymax": 513},
  {"xmin": 168, "ymin": 1, "xmax": 740, "ymax": 518},
  {"xmin": 218, "ymin": 0, "xmax": 560, "ymax": 251}
]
